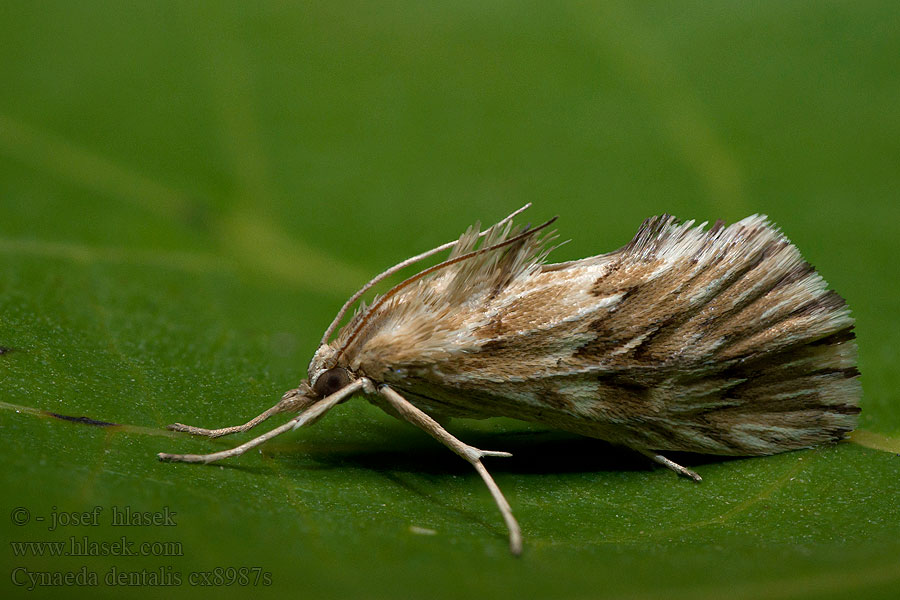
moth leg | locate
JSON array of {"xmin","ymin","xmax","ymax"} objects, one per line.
[
  {"xmin": 637, "ymin": 449, "xmax": 702, "ymax": 482},
  {"xmin": 157, "ymin": 380, "xmax": 364, "ymax": 464},
  {"xmin": 379, "ymin": 385, "xmax": 522, "ymax": 556},
  {"xmin": 166, "ymin": 387, "xmax": 314, "ymax": 438}
]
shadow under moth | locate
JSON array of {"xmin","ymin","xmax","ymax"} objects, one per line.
[{"xmin": 159, "ymin": 204, "xmax": 860, "ymax": 555}]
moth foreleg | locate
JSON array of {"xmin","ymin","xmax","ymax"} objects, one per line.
[
  {"xmin": 159, "ymin": 414, "xmax": 309, "ymax": 464},
  {"xmin": 637, "ymin": 449, "xmax": 702, "ymax": 482},
  {"xmin": 378, "ymin": 385, "xmax": 522, "ymax": 556},
  {"xmin": 158, "ymin": 380, "xmax": 364, "ymax": 464},
  {"xmin": 166, "ymin": 387, "xmax": 314, "ymax": 438}
]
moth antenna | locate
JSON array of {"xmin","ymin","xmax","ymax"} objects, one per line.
[
  {"xmin": 157, "ymin": 380, "xmax": 365, "ymax": 464},
  {"xmin": 320, "ymin": 203, "xmax": 533, "ymax": 344},
  {"xmin": 379, "ymin": 385, "xmax": 522, "ymax": 556},
  {"xmin": 335, "ymin": 216, "xmax": 558, "ymax": 362}
]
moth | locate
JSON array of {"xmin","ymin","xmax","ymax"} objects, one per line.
[{"xmin": 159, "ymin": 204, "xmax": 860, "ymax": 555}]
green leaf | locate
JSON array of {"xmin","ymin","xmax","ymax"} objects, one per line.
[{"xmin": 2, "ymin": 2, "xmax": 899, "ymax": 599}]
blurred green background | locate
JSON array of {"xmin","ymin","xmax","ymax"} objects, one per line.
[{"xmin": 2, "ymin": 1, "xmax": 899, "ymax": 598}]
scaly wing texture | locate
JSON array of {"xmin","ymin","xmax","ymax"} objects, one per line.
[
  {"xmin": 351, "ymin": 215, "xmax": 860, "ymax": 456},
  {"xmin": 338, "ymin": 218, "xmax": 555, "ymax": 368}
]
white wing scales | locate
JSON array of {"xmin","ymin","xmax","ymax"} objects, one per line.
[{"xmin": 341, "ymin": 214, "xmax": 860, "ymax": 456}]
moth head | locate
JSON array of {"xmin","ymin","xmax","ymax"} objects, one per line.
[
  {"xmin": 308, "ymin": 343, "xmax": 336, "ymax": 380},
  {"xmin": 311, "ymin": 366, "xmax": 352, "ymax": 398},
  {"xmin": 308, "ymin": 343, "xmax": 354, "ymax": 399}
]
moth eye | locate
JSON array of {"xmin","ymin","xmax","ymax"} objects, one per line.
[{"xmin": 313, "ymin": 367, "xmax": 352, "ymax": 398}]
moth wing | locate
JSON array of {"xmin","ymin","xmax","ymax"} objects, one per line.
[{"xmin": 383, "ymin": 215, "xmax": 859, "ymax": 456}]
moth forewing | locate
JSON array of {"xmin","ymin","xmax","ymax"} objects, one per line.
[{"xmin": 159, "ymin": 206, "xmax": 860, "ymax": 556}]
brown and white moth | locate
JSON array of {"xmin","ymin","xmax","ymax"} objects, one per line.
[{"xmin": 159, "ymin": 204, "xmax": 860, "ymax": 555}]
